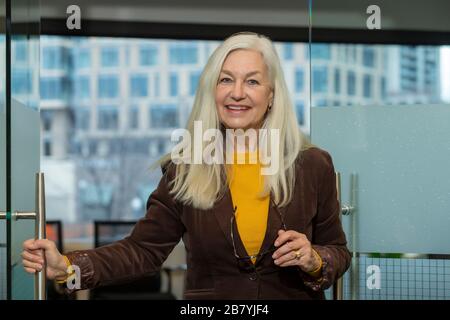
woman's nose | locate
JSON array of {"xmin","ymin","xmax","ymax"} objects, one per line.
[{"xmin": 230, "ymin": 82, "xmax": 245, "ymax": 100}]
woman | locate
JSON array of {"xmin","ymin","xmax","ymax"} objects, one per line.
[{"xmin": 22, "ymin": 32, "xmax": 350, "ymax": 299}]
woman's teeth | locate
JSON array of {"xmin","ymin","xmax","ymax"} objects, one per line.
[{"xmin": 226, "ymin": 105, "xmax": 250, "ymax": 110}]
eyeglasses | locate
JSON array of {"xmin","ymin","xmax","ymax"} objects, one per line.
[{"xmin": 230, "ymin": 198, "xmax": 287, "ymax": 269}]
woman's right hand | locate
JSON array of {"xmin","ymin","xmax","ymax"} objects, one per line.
[{"xmin": 22, "ymin": 239, "xmax": 68, "ymax": 281}]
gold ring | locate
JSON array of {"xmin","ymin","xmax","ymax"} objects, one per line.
[{"xmin": 294, "ymin": 250, "xmax": 301, "ymax": 260}]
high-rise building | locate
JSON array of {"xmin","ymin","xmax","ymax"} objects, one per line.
[{"xmin": 37, "ymin": 37, "xmax": 442, "ymax": 224}]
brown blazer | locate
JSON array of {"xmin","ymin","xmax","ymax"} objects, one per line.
[{"xmin": 66, "ymin": 147, "xmax": 351, "ymax": 299}]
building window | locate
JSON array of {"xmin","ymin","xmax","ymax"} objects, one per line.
[
  {"xmin": 169, "ymin": 73, "xmax": 178, "ymax": 97},
  {"xmin": 334, "ymin": 69, "xmax": 341, "ymax": 94},
  {"xmin": 154, "ymin": 74, "xmax": 160, "ymax": 97},
  {"xmin": 130, "ymin": 74, "xmax": 148, "ymax": 97},
  {"xmin": 75, "ymin": 108, "xmax": 90, "ymax": 130},
  {"xmin": 149, "ymin": 104, "xmax": 178, "ymax": 128},
  {"xmin": 129, "ymin": 105, "xmax": 139, "ymax": 129},
  {"xmin": 88, "ymin": 140, "xmax": 98, "ymax": 155},
  {"xmin": 312, "ymin": 66, "xmax": 328, "ymax": 93},
  {"xmin": 363, "ymin": 47, "xmax": 375, "ymax": 67},
  {"xmin": 97, "ymin": 105, "xmax": 119, "ymax": 130},
  {"xmin": 42, "ymin": 47, "xmax": 66, "ymax": 69},
  {"xmin": 101, "ymin": 47, "xmax": 119, "ymax": 67},
  {"xmin": 98, "ymin": 75, "xmax": 119, "ymax": 98},
  {"xmin": 311, "ymin": 44, "xmax": 331, "ymax": 60},
  {"xmin": 40, "ymin": 77, "xmax": 67, "ymax": 100},
  {"xmin": 14, "ymin": 42, "xmax": 27, "ymax": 63},
  {"xmin": 41, "ymin": 110, "xmax": 53, "ymax": 131},
  {"xmin": 295, "ymin": 102, "xmax": 305, "ymax": 125},
  {"xmin": 295, "ymin": 69, "xmax": 304, "ymax": 92},
  {"xmin": 347, "ymin": 71, "xmax": 356, "ymax": 96},
  {"xmin": 169, "ymin": 43, "xmax": 198, "ymax": 64},
  {"xmin": 189, "ymin": 71, "xmax": 201, "ymax": 96},
  {"xmin": 74, "ymin": 48, "xmax": 90, "ymax": 69},
  {"xmin": 363, "ymin": 74, "xmax": 372, "ymax": 98},
  {"xmin": 12, "ymin": 69, "xmax": 31, "ymax": 95},
  {"xmin": 75, "ymin": 76, "xmax": 90, "ymax": 99},
  {"xmin": 381, "ymin": 77, "xmax": 387, "ymax": 99},
  {"xmin": 44, "ymin": 139, "xmax": 52, "ymax": 157},
  {"xmin": 315, "ymin": 99, "xmax": 328, "ymax": 107},
  {"xmin": 140, "ymin": 45, "xmax": 158, "ymax": 66},
  {"xmin": 284, "ymin": 43, "xmax": 294, "ymax": 60}
]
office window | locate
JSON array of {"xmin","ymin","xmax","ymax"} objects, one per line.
[
  {"xmin": 284, "ymin": 43, "xmax": 294, "ymax": 60},
  {"xmin": 12, "ymin": 69, "xmax": 31, "ymax": 95},
  {"xmin": 101, "ymin": 47, "xmax": 119, "ymax": 67},
  {"xmin": 140, "ymin": 45, "xmax": 158, "ymax": 66},
  {"xmin": 296, "ymin": 102, "xmax": 305, "ymax": 125},
  {"xmin": 363, "ymin": 47, "xmax": 375, "ymax": 67},
  {"xmin": 42, "ymin": 47, "xmax": 66, "ymax": 69},
  {"xmin": 97, "ymin": 105, "xmax": 119, "ymax": 130},
  {"xmin": 40, "ymin": 77, "xmax": 67, "ymax": 100},
  {"xmin": 189, "ymin": 71, "xmax": 201, "ymax": 96},
  {"xmin": 334, "ymin": 69, "xmax": 341, "ymax": 94},
  {"xmin": 149, "ymin": 104, "xmax": 178, "ymax": 128},
  {"xmin": 347, "ymin": 46, "xmax": 358, "ymax": 63},
  {"xmin": 44, "ymin": 139, "xmax": 52, "ymax": 157},
  {"xmin": 41, "ymin": 110, "xmax": 53, "ymax": 131},
  {"xmin": 312, "ymin": 66, "xmax": 328, "ymax": 93},
  {"xmin": 364, "ymin": 74, "xmax": 372, "ymax": 98},
  {"xmin": 311, "ymin": 44, "xmax": 331, "ymax": 60},
  {"xmin": 169, "ymin": 73, "xmax": 178, "ymax": 97},
  {"xmin": 98, "ymin": 75, "xmax": 119, "ymax": 98},
  {"xmin": 14, "ymin": 42, "xmax": 27, "ymax": 62},
  {"xmin": 169, "ymin": 43, "xmax": 198, "ymax": 64},
  {"xmin": 130, "ymin": 74, "xmax": 148, "ymax": 97},
  {"xmin": 381, "ymin": 77, "xmax": 387, "ymax": 99},
  {"xmin": 347, "ymin": 71, "xmax": 356, "ymax": 96},
  {"xmin": 75, "ymin": 108, "xmax": 90, "ymax": 130},
  {"xmin": 74, "ymin": 48, "xmax": 90, "ymax": 69},
  {"xmin": 295, "ymin": 69, "xmax": 304, "ymax": 92},
  {"xmin": 129, "ymin": 105, "xmax": 139, "ymax": 129},
  {"xmin": 75, "ymin": 76, "xmax": 90, "ymax": 99},
  {"xmin": 315, "ymin": 99, "xmax": 328, "ymax": 107},
  {"xmin": 154, "ymin": 74, "xmax": 160, "ymax": 97}
]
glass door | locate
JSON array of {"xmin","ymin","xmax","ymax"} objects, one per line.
[
  {"xmin": 0, "ymin": 0, "xmax": 42, "ymax": 300},
  {"xmin": 309, "ymin": 0, "xmax": 450, "ymax": 300}
]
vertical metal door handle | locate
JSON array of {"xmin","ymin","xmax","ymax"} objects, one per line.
[
  {"xmin": 35, "ymin": 172, "xmax": 47, "ymax": 300},
  {"xmin": 333, "ymin": 172, "xmax": 357, "ymax": 300},
  {"xmin": 0, "ymin": 172, "xmax": 47, "ymax": 300}
]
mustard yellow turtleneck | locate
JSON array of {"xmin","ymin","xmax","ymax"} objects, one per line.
[
  {"xmin": 227, "ymin": 152, "xmax": 270, "ymax": 264},
  {"xmin": 226, "ymin": 152, "xmax": 323, "ymax": 278}
]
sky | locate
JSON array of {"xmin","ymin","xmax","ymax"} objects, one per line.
[{"xmin": 441, "ymin": 47, "xmax": 450, "ymax": 102}]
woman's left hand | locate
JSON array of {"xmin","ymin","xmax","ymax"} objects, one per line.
[{"xmin": 272, "ymin": 229, "xmax": 321, "ymax": 273}]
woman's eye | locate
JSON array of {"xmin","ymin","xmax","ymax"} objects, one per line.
[
  {"xmin": 247, "ymin": 79, "xmax": 259, "ymax": 85},
  {"xmin": 219, "ymin": 77, "xmax": 232, "ymax": 83}
]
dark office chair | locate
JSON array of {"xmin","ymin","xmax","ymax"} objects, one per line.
[{"xmin": 89, "ymin": 220, "xmax": 181, "ymax": 300}]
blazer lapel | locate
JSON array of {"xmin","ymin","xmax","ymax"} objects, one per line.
[
  {"xmin": 211, "ymin": 187, "xmax": 235, "ymax": 251},
  {"xmin": 255, "ymin": 196, "xmax": 284, "ymax": 264},
  {"xmin": 211, "ymin": 188, "xmax": 286, "ymax": 263}
]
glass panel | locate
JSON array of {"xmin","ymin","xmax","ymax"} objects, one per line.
[
  {"xmin": 311, "ymin": 0, "xmax": 450, "ymax": 300},
  {"xmin": 0, "ymin": 0, "xmax": 6, "ymax": 301},
  {"xmin": 10, "ymin": 0, "xmax": 40, "ymax": 300}
]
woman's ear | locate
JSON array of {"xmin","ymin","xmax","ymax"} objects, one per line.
[{"xmin": 268, "ymin": 90, "xmax": 274, "ymax": 109}]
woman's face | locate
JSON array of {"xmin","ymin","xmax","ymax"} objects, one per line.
[{"xmin": 215, "ymin": 49, "xmax": 274, "ymax": 131}]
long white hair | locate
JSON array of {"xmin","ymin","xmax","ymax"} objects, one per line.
[{"xmin": 156, "ymin": 32, "xmax": 312, "ymax": 210}]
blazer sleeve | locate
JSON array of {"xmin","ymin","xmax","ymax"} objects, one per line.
[
  {"xmin": 301, "ymin": 150, "xmax": 352, "ymax": 291},
  {"xmin": 65, "ymin": 163, "xmax": 185, "ymax": 291}
]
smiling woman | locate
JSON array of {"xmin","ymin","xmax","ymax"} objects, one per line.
[
  {"xmin": 22, "ymin": 32, "xmax": 351, "ymax": 300},
  {"xmin": 215, "ymin": 49, "xmax": 274, "ymax": 131}
]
